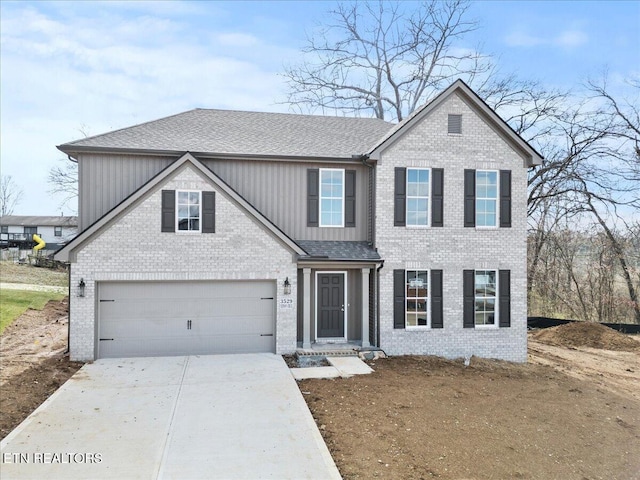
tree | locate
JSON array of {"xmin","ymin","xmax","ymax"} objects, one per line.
[
  {"xmin": 527, "ymin": 75, "xmax": 640, "ymax": 323},
  {"xmin": 283, "ymin": 0, "xmax": 491, "ymax": 121},
  {"xmin": 48, "ymin": 124, "xmax": 89, "ymax": 211},
  {"xmin": 48, "ymin": 159, "xmax": 78, "ymax": 210},
  {"xmin": 0, "ymin": 175, "xmax": 24, "ymax": 216}
]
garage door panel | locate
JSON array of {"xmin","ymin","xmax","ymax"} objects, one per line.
[{"xmin": 98, "ymin": 281, "xmax": 276, "ymax": 358}]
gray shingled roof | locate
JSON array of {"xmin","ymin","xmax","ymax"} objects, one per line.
[
  {"xmin": 59, "ymin": 109, "xmax": 393, "ymax": 159},
  {"xmin": 0, "ymin": 215, "xmax": 77, "ymax": 227},
  {"xmin": 297, "ymin": 241, "xmax": 381, "ymax": 261}
]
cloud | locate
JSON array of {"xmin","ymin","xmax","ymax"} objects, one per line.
[
  {"xmin": 505, "ymin": 28, "xmax": 588, "ymax": 48},
  {"xmin": 215, "ymin": 32, "xmax": 260, "ymax": 47},
  {"xmin": 0, "ymin": 1, "xmax": 298, "ymax": 215},
  {"xmin": 555, "ymin": 30, "xmax": 588, "ymax": 48}
]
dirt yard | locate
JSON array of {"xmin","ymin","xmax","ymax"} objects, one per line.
[
  {"xmin": 2, "ymin": 305, "xmax": 639, "ymax": 479},
  {"xmin": 0, "ymin": 298, "xmax": 83, "ymax": 439},
  {"xmin": 300, "ymin": 323, "xmax": 640, "ymax": 480}
]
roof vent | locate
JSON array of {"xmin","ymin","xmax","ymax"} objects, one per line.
[{"xmin": 448, "ymin": 114, "xmax": 462, "ymax": 134}]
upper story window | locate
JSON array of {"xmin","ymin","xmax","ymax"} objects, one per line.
[
  {"xmin": 319, "ymin": 168, "xmax": 344, "ymax": 227},
  {"xmin": 24, "ymin": 226, "xmax": 37, "ymax": 235},
  {"xmin": 54, "ymin": 226, "xmax": 62, "ymax": 237},
  {"xmin": 406, "ymin": 270, "xmax": 429, "ymax": 328},
  {"xmin": 475, "ymin": 170, "xmax": 498, "ymax": 227},
  {"xmin": 406, "ymin": 168, "xmax": 430, "ymax": 227},
  {"xmin": 177, "ymin": 191, "xmax": 201, "ymax": 232},
  {"xmin": 464, "ymin": 169, "xmax": 511, "ymax": 228},
  {"xmin": 448, "ymin": 114, "xmax": 462, "ymax": 134},
  {"xmin": 1, "ymin": 226, "xmax": 8, "ymax": 234},
  {"xmin": 474, "ymin": 270, "xmax": 497, "ymax": 327},
  {"xmin": 394, "ymin": 167, "xmax": 443, "ymax": 228}
]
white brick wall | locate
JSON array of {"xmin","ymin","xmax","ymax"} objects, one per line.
[
  {"xmin": 69, "ymin": 165, "xmax": 297, "ymax": 361},
  {"xmin": 376, "ymin": 91, "xmax": 528, "ymax": 362}
]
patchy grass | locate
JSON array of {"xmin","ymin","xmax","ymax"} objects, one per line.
[
  {"xmin": 0, "ymin": 290, "xmax": 65, "ymax": 334},
  {"xmin": 0, "ymin": 261, "xmax": 68, "ymax": 287}
]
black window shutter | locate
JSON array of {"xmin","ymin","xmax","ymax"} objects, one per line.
[
  {"xmin": 393, "ymin": 269, "xmax": 406, "ymax": 329},
  {"xmin": 432, "ymin": 168, "xmax": 444, "ymax": 227},
  {"xmin": 394, "ymin": 167, "xmax": 406, "ymax": 226},
  {"xmin": 202, "ymin": 191, "xmax": 216, "ymax": 233},
  {"xmin": 500, "ymin": 170, "xmax": 512, "ymax": 228},
  {"xmin": 345, "ymin": 170, "xmax": 356, "ymax": 227},
  {"xmin": 161, "ymin": 190, "xmax": 175, "ymax": 232},
  {"xmin": 499, "ymin": 270, "xmax": 511, "ymax": 327},
  {"xmin": 307, "ymin": 169, "xmax": 319, "ymax": 227},
  {"xmin": 464, "ymin": 170, "xmax": 475, "ymax": 227},
  {"xmin": 431, "ymin": 270, "xmax": 443, "ymax": 328},
  {"xmin": 463, "ymin": 270, "xmax": 475, "ymax": 328}
]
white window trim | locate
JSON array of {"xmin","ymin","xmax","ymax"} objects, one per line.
[
  {"xmin": 314, "ymin": 270, "xmax": 348, "ymax": 341},
  {"xmin": 406, "ymin": 168, "xmax": 431, "ymax": 228},
  {"xmin": 474, "ymin": 269, "xmax": 499, "ymax": 329},
  {"xmin": 475, "ymin": 170, "xmax": 499, "ymax": 229},
  {"xmin": 175, "ymin": 190, "xmax": 202, "ymax": 234},
  {"xmin": 405, "ymin": 269, "xmax": 431, "ymax": 329},
  {"xmin": 319, "ymin": 168, "xmax": 345, "ymax": 228}
]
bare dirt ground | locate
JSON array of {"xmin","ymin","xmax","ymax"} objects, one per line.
[
  {"xmin": 300, "ymin": 324, "xmax": 640, "ymax": 480},
  {"xmin": 0, "ymin": 298, "xmax": 83, "ymax": 439},
  {"xmin": 2, "ymin": 307, "xmax": 639, "ymax": 479}
]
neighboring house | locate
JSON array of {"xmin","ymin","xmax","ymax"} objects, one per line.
[
  {"xmin": 55, "ymin": 80, "xmax": 542, "ymax": 362},
  {"xmin": 0, "ymin": 215, "xmax": 78, "ymax": 251}
]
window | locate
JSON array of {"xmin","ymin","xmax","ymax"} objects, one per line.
[
  {"xmin": 24, "ymin": 227, "xmax": 37, "ymax": 235},
  {"xmin": 177, "ymin": 191, "xmax": 201, "ymax": 231},
  {"xmin": 54, "ymin": 226, "xmax": 62, "ymax": 237},
  {"xmin": 162, "ymin": 190, "xmax": 215, "ymax": 233},
  {"xmin": 0, "ymin": 226, "xmax": 7, "ymax": 234},
  {"xmin": 406, "ymin": 169, "xmax": 430, "ymax": 226},
  {"xmin": 406, "ymin": 270, "xmax": 429, "ymax": 327},
  {"xmin": 474, "ymin": 270, "xmax": 497, "ymax": 327},
  {"xmin": 476, "ymin": 170, "xmax": 498, "ymax": 227},
  {"xmin": 448, "ymin": 114, "xmax": 462, "ymax": 134},
  {"xmin": 319, "ymin": 169, "xmax": 344, "ymax": 227}
]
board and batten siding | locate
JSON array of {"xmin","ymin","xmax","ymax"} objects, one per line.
[
  {"xmin": 204, "ymin": 159, "xmax": 370, "ymax": 241},
  {"xmin": 78, "ymin": 153, "xmax": 175, "ymax": 230},
  {"xmin": 79, "ymin": 154, "xmax": 370, "ymax": 241}
]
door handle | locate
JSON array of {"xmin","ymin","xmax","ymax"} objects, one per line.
[{"xmin": 341, "ymin": 305, "xmax": 345, "ymax": 312}]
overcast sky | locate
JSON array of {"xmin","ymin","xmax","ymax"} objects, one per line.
[{"xmin": 1, "ymin": 0, "xmax": 638, "ymax": 216}]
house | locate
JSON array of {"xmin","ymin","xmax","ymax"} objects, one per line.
[
  {"xmin": 55, "ymin": 80, "xmax": 542, "ymax": 363},
  {"xmin": 0, "ymin": 215, "xmax": 77, "ymax": 251}
]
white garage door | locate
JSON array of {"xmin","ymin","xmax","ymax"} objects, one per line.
[{"xmin": 97, "ymin": 281, "xmax": 275, "ymax": 358}]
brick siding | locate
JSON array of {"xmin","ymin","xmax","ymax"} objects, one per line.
[
  {"xmin": 375, "ymin": 92, "xmax": 528, "ymax": 362},
  {"xmin": 69, "ymin": 165, "xmax": 297, "ymax": 361}
]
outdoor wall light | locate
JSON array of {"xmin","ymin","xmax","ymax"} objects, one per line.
[
  {"xmin": 78, "ymin": 278, "xmax": 86, "ymax": 297},
  {"xmin": 283, "ymin": 277, "xmax": 291, "ymax": 295}
]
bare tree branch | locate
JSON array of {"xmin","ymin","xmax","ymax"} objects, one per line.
[
  {"xmin": 0, "ymin": 175, "xmax": 24, "ymax": 216},
  {"xmin": 282, "ymin": 0, "xmax": 488, "ymax": 121}
]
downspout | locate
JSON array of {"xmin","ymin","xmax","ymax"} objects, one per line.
[
  {"xmin": 63, "ymin": 155, "xmax": 76, "ymax": 355},
  {"xmin": 65, "ymin": 263, "xmax": 71, "ymax": 355},
  {"xmin": 376, "ymin": 262, "xmax": 384, "ymax": 347}
]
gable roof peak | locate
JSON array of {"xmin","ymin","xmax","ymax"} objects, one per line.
[{"xmin": 368, "ymin": 79, "xmax": 544, "ymax": 167}]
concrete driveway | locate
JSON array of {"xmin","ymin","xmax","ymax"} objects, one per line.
[{"xmin": 0, "ymin": 354, "xmax": 341, "ymax": 480}]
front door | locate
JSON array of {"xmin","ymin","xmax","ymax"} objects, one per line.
[{"xmin": 317, "ymin": 273, "xmax": 345, "ymax": 338}]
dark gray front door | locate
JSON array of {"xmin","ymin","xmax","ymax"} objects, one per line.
[{"xmin": 317, "ymin": 273, "xmax": 345, "ymax": 338}]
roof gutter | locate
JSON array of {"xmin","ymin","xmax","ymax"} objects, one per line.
[{"xmin": 57, "ymin": 145, "xmax": 367, "ymax": 164}]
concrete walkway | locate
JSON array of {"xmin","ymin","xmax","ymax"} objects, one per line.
[{"xmin": 0, "ymin": 354, "xmax": 341, "ymax": 480}]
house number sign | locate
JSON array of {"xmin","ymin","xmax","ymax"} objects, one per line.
[{"xmin": 279, "ymin": 298, "xmax": 294, "ymax": 309}]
